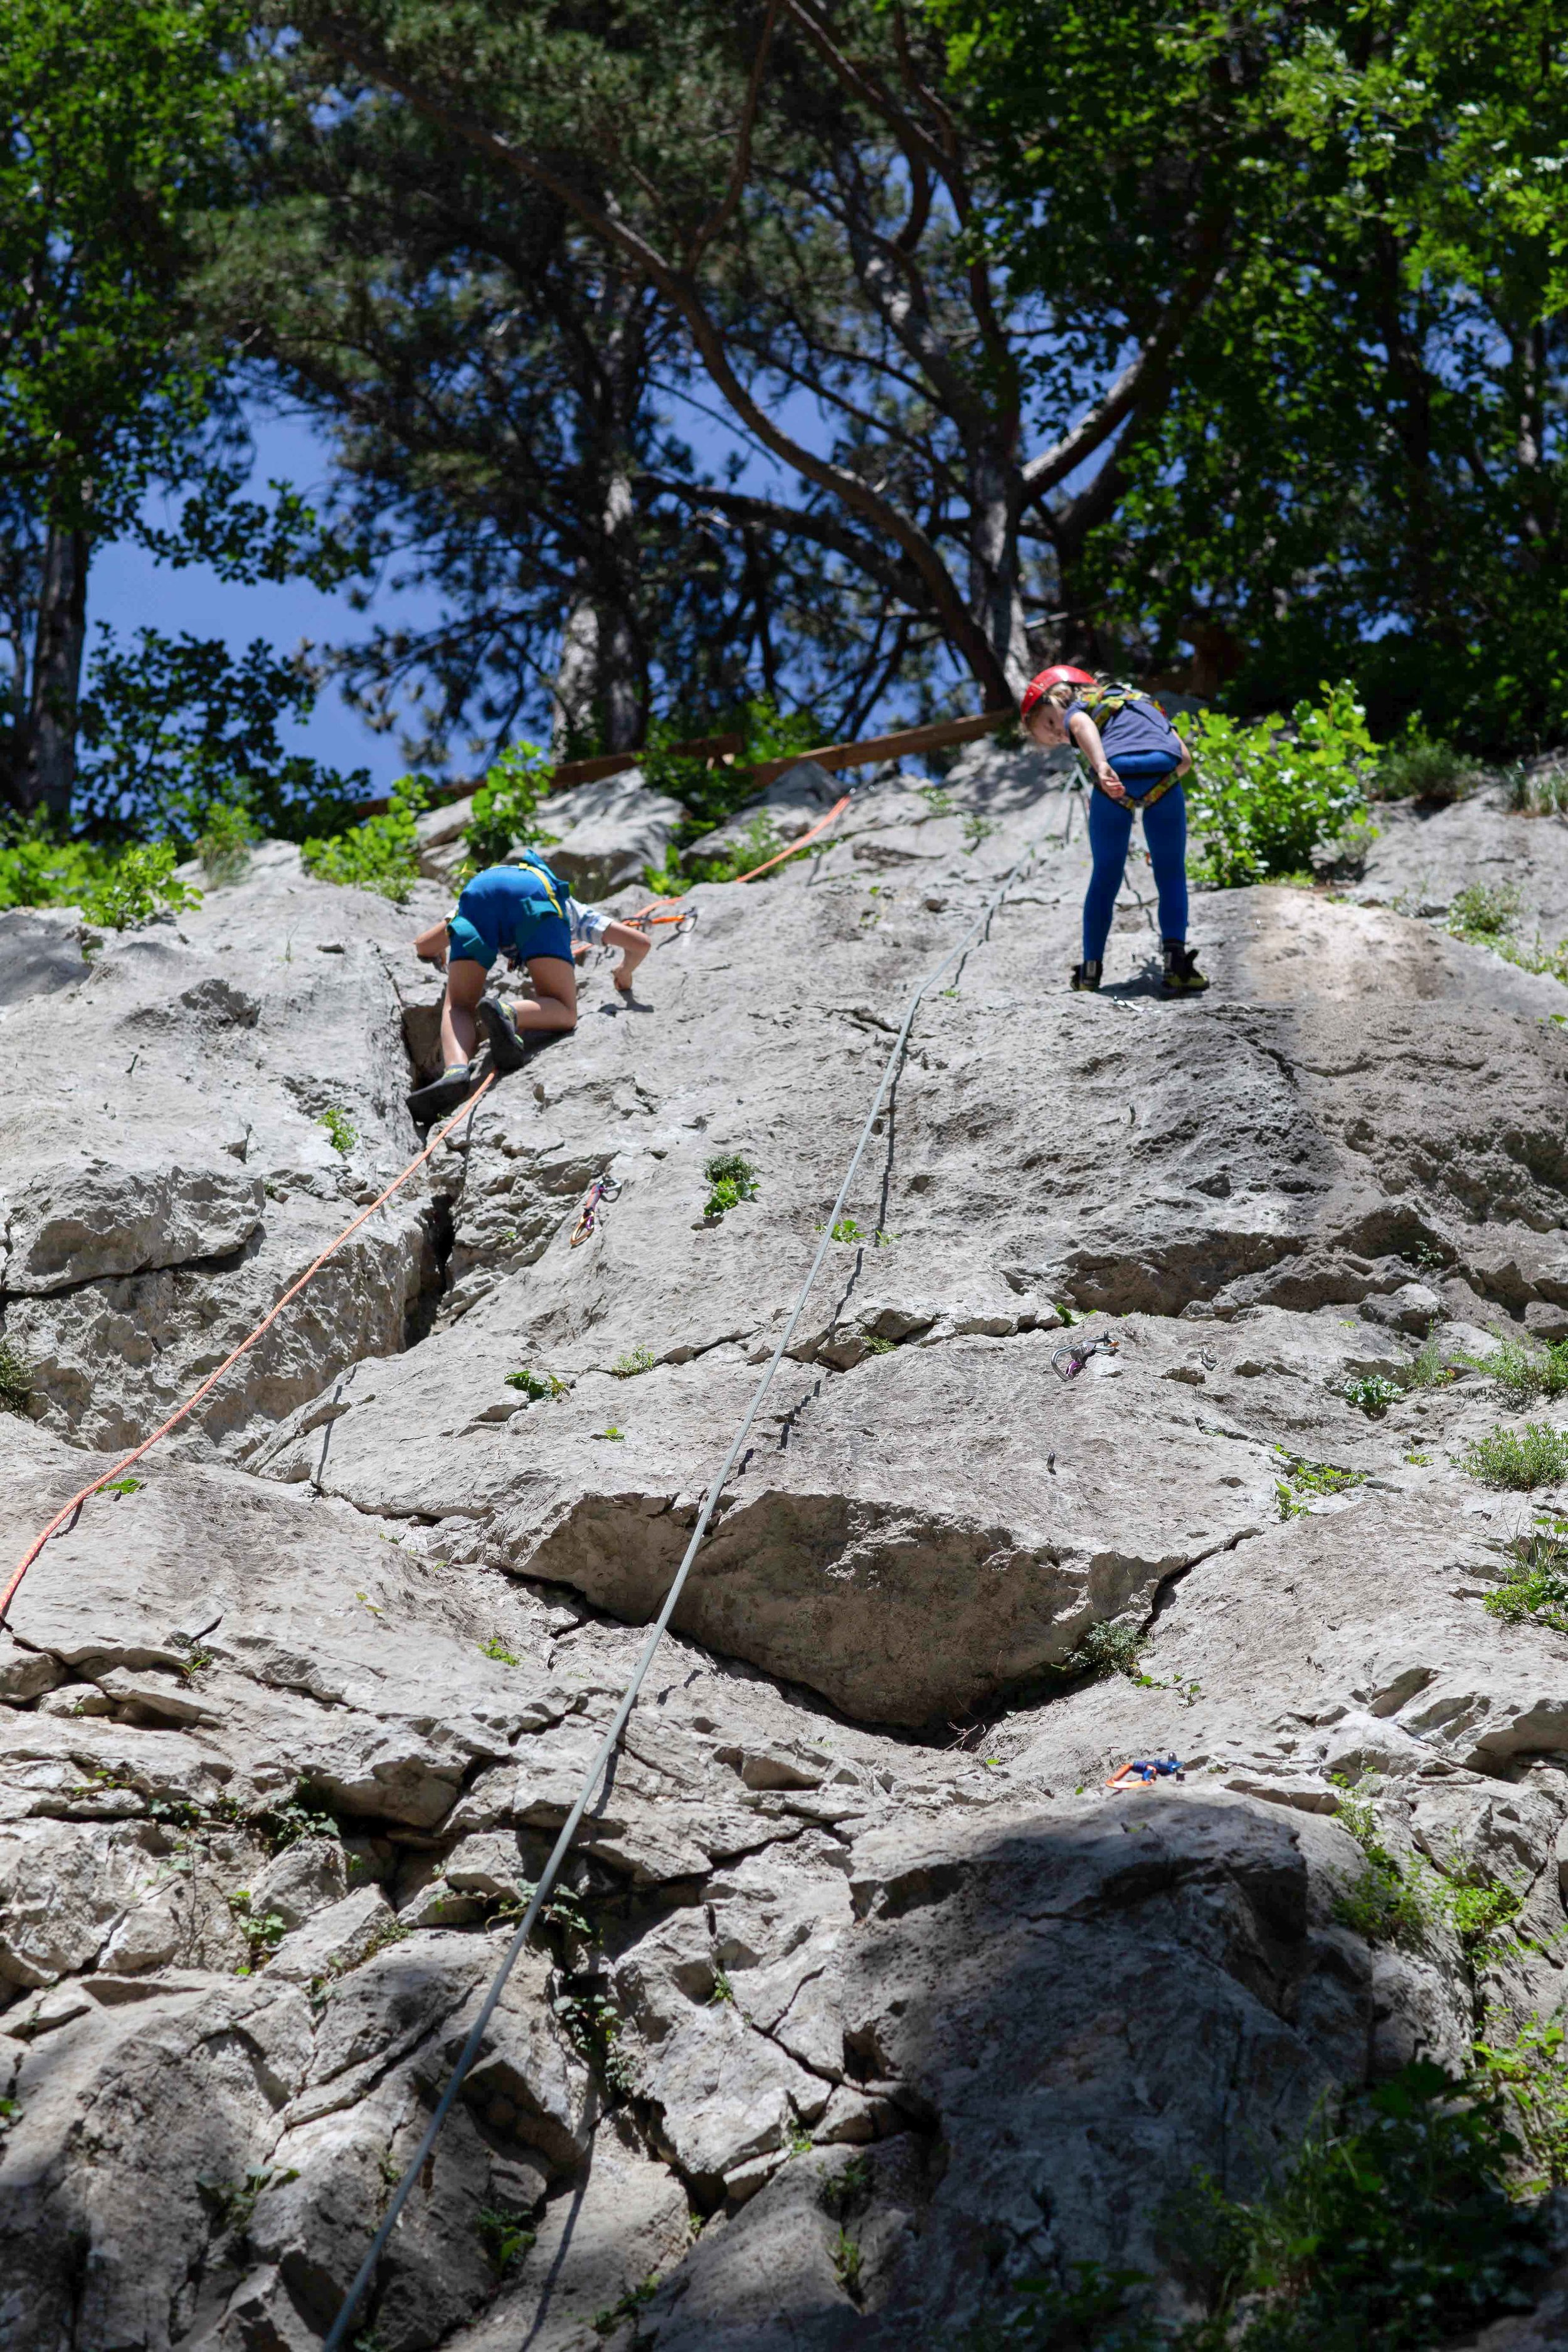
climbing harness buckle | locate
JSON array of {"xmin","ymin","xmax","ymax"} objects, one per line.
[
  {"xmin": 570, "ymin": 1173, "xmax": 622, "ymax": 1248},
  {"xmin": 1051, "ymin": 1333, "xmax": 1119, "ymax": 1382}
]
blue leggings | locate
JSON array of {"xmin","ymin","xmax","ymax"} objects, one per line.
[{"xmin": 1083, "ymin": 763, "xmax": 1188, "ymax": 963}]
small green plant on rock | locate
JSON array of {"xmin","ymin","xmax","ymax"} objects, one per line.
[
  {"xmin": 229, "ymin": 1889, "xmax": 288, "ymax": 1970},
  {"xmin": 1052, "ymin": 1620, "xmax": 1146, "ymax": 1684},
  {"xmin": 831, "ymin": 2228, "xmax": 863, "ymax": 2298},
  {"xmin": 506, "ymin": 1366, "xmax": 568, "ymax": 1400},
  {"xmin": 319, "ymin": 1106, "xmax": 356, "ymax": 1157},
  {"xmin": 703, "ymin": 1152, "xmax": 759, "ymax": 1217},
  {"xmin": 1344, "ymin": 1372, "xmax": 1401, "ymax": 1417},
  {"xmin": 198, "ymin": 799, "xmax": 260, "ymax": 883},
  {"xmin": 1461, "ymin": 1422, "xmax": 1568, "ymax": 1491},
  {"xmin": 103, "ymin": 1475, "xmax": 143, "ymax": 1498},
  {"xmin": 591, "ymin": 2276, "xmax": 660, "ymax": 2337},
  {"xmin": 1473, "ymin": 2008, "xmax": 1568, "ymax": 2191},
  {"xmin": 1448, "ymin": 880, "xmax": 1522, "ymax": 945},
  {"xmin": 1275, "ymin": 1454, "xmax": 1364, "ymax": 1522},
  {"xmin": 864, "ymin": 1334, "xmax": 897, "ymax": 1355},
  {"xmin": 477, "ymin": 2203, "xmax": 536, "ymax": 2273},
  {"xmin": 1375, "ymin": 729, "xmax": 1486, "ymax": 807},
  {"xmin": 1332, "ymin": 1777, "xmax": 1428, "ymax": 1947},
  {"xmin": 480, "ymin": 1634, "xmax": 521, "ymax": 1665},
  {"xmin": 593, "ymin": 1425, "xmax": 625, "ymax": 1441},
  {"xmin": 1484, "ymin": 1513, "xmax": 1568, "ymax": 1633},
  {"xmin": 255, "ymin": 1783, "xmax": 339, "ymax": 1853},
  {"xmin": 1407, "ymin": 1332, "xmax": 1458, "ymax": 1390},
  {"xmin": 708, "ymin": 1967, "xmax": 734, "ymax": 2005},
  {"xmin": 610, "ymin": 1345, "xmax": 655, "ymax": 1379},
  {"xmin": 0, "ymin": 1339, "xmax": 31, "ymax": 1417},
  {"xmin": 830, "ymin": 1216, "xmax": 865, "ymax": 1244},
  {"xmin": 1462, "ymin": 1335, "xmax": 1568, "ymax": 1410},
  {"xmin": 818, "ymin": 2154, "xmax": 871, "ymax": 2217}
]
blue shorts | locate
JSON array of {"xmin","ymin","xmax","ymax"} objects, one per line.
[{"xmin": 448, "ymin": 904, "xmax": 572, "ymax": 972}]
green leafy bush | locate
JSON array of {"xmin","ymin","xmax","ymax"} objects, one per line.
[
  {"xmin": 464, "ymin": 741, "xmax": 558, "ymax": 872},
  {"xmin": 703, "ymin": 1152, "xmax": 759, "ymax": 1217},
  {"xmin": 80, "ymin": 841, "xmax": 202, "ymax": 931},
  {"xmin": 302, "ymin": 774, "xmax": 428, "ymax": 903},
  {"xmin": 1374, "ymin": 728, "xmax": 1486, "ymax": 805},
  {"xmin": 1461, "ymin": 1422, "xmax": 1568, "ymax": 1491},
  {"xmin": 1184, "ymin": 682, "xmax": 1376, "ymax": 889},
  {"xmin": 0, "ymin": 817, "xmax": 121, "ymax": 913},
  {"xmin": 1473, "ymin": 2009, "xmax": 1568, "ymax": 2191}
]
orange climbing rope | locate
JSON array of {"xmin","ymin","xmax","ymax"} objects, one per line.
[
  {"xmin": 0, "ymin": 1072, "xmax": 497, "ymax": 1628},
  {"xmin": 625, "ymin": 790, "xmax": 852, "ymax": 930}
]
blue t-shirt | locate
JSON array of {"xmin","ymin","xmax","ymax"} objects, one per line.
[
  {"xmin": 1064, "ymin": 691, "xmax": 1182, "ymax": 766},
  {"xmin": 455, "ymin": 858, "xmax": 569, "ymax": 957}
]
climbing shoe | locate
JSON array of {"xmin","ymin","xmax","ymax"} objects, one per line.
[
  {"xmin": 1071, "ymin": 960, "xmax": 1102, "ymax": 992},
  {"xmin": 1160, "ymin": 941, "xmax": 1209, "ymax": 995},
  {"xmin": 406, "ymin": 1061, "xmax": 480, "ymax": 1124},
  {"xmin": 478, "ymin": 993, "xmax": 529, "ymax": 1073}
]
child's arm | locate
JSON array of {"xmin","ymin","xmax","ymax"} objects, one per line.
[
  {"xmin": 599, "ymin": 918, "xmax": 651, "ymax": 993},
  {"xmin": 1174, "ymin": 733, "xmax": 1192, "ymax": 777},
  {"xmin": 413, "ymin": 919, "xmax": 448, "ymax": 967},
  {"xmin": 1068, "ymin": 709, "xmax": 1127, "ymax": 802}
]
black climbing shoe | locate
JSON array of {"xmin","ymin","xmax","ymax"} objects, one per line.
[
  {"xmin": 478, "ymin": 993, "xmax": 529, "ymax": 1074},
  {"xmin": 407, "ymin": 1061, "xmax": 480, "ymax": 1124},
  {"xmin": 1071, "ymin": 960, "xmax": 1102, "ymax": 992},
  {"xmin": 1161, "ymin": 941, "xmax": 1209, "ymax": 995}
]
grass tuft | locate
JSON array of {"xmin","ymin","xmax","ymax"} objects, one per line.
[{"xmin": 1461, "ymin": 1422, "xmax": 1568, "ymax": 1491}]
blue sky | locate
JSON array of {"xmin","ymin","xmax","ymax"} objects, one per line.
[{"xmin": 91, "ymin": 410, "xmax": 443, "ymax": 798}]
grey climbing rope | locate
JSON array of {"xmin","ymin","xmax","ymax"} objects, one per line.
[{"xmin": 322, "ymin": 830, "xmax": 1047, "ymax": 2349}]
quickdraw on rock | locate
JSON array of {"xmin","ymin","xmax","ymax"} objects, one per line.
[
  {"xmin": 570, "ymin": 1173, "xmax": 621, "ymax": 1248},
  {"xmin": 1051, "ymin": 1333, "xmax": 1120, "ymax": 1382},
  {"xmin": 1106, "ymin": 1754, "xmax": 1186, "ymax": 1790}
]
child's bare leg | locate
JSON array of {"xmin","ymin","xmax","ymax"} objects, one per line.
[
  {"xmin": 509, "ymin": 955, "xmax": 577, "ymax": 1033},
  {"xmin": 440, "ymin": 960, "xmax": 487, "ymax": 1065},
  {"xmin": 600, "ymin": 919, "xmax": 650, "ymax": 993}
]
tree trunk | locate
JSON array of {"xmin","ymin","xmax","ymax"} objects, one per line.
[
  {"xmin": 16, "ymin": 522, "xmax": 89, "ymax": 822},
  {"xmin": 550, "ymin": 472, "xmax": 644, "ymax": 757},
  {"xmin": 967, "ymin": 448, "xmax": 1029, "ymax": 692}
]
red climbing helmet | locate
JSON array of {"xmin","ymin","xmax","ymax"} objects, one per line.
[{"xmin": 1019, "ymin": 664, "xmax": 1096, "ymax": 720}]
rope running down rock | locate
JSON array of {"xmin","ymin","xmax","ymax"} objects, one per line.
[
  {"xmin": 322, "ymin": 822, "xmax": 1049, "ymax": 2350},
  {"xmin": 0, "ymin": 1074, "xmax": 497, "ymax": 1628}
]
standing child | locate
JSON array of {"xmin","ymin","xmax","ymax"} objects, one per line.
[{"xmin": 1020, "ymin": 665, "xmax": 1208, "ymax": 995}]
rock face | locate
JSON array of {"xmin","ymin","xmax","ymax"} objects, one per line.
[{"xmin": 7, "ymin": 758, "xmax": 1568, "ymax": 2348}]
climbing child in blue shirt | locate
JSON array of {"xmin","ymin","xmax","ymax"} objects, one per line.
[
  {"xmin": 1020, "ymin": 664, "xmax": 1207, "ymax": 996},
  {"xmin": 407, "ymin": 859, "xmax": 652, "ymax": 1121}
]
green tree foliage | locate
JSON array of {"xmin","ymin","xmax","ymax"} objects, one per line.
[
  {"xmin": 75, "ymin": 627, "xmax": 368, "ymax": 845},
  {"xmin": 932, "ymin": 0, "xmax": 1568, "ymax": 748},
  {"xmin": 0, "ymin": 1, "xmax": 247, "ymax": 816}
]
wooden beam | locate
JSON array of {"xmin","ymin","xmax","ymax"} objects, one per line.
[
  {"xmin": 747, "ymin": 707, "xmax": 1016, "ymax": 787},
  {"xmin": 352, "ymin": 731, "xmax": 744, "ymax": 820}
]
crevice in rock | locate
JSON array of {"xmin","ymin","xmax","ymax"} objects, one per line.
[{"xmin": 404, "ymin": 1193, "xmax": 458, "ymax": 1350}]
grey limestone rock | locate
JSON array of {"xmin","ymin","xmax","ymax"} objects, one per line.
[{"xmin": 10, "ymin": 754, "xmax": 1568, "ymax": 2346}]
